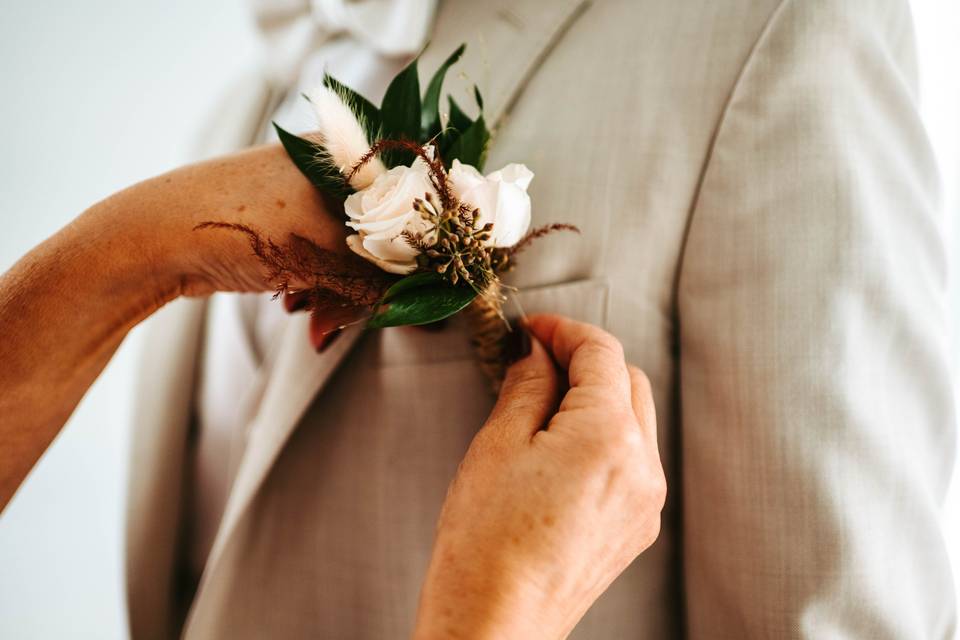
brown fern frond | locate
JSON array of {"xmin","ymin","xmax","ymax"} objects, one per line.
[
  {"xmin": 193, "ymin": 221, "xmax": 393, "ymax": 308},
  {"xmin": 508, "ymin": 223, "xmax": 580, "ymax": 256}
]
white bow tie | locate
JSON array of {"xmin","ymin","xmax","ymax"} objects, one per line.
[{"xmin": 252, "ymin": 0, "xmax": 437, "ymax": 83}]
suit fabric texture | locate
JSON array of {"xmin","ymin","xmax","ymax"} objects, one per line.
[{"xmin": 124, "ymin": 0, "xmax": 957, "ymax": 637}]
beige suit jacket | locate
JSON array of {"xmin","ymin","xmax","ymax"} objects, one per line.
[{"xmin": 125, "ymin": 0, "xmax": 957, "ymax": 637}]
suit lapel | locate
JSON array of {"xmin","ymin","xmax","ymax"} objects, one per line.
[
  {"xmin": 187, "ymin": 0, "xmax": 589, "ymax": 628},
  {"xmin": 125, "ymin": 298, "xmax": 207, "ymax": 640},
  {"xmin": 419, "ymin": 0, "xmax": 590, "ymax": 127},
  {"xmin": 197, "ymin": 315, "xmax": 364, "ymax": 585}
]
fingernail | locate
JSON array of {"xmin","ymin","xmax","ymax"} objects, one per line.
[
  {"xmin": 317, "ymin": 328, "xmax": 342, "ymax": 353},
  {"xmin": 284, "ymin": 291, "xmax": 310, "ymax": 313},
  {"xmin": 502, "ymin": 327, "xmax": 531, "ymax": 365}
]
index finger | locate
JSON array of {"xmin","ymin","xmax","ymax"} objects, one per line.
[{"xmin": 524, "ymin": 313, "xmax": 632, "ymax": 407}]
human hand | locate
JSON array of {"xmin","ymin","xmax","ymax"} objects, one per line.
[
  {"xmin": 0, "ymin": 141, "xmax": 373, "ymax": 509},
  {"xmin": 93, "ymin": 142, "xmax": 381, "ymax": 342},
  {"xmin": 413, "ymin": 314, "xmax": 666, "ymax": 639}
]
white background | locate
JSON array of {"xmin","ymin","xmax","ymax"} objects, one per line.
[{"xmin": 0, "ymin": 1, "xmax": 957, "ymax": 637}]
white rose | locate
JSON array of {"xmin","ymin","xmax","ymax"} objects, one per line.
[
  {"xmin": 447, "ymin": 159, "xmax": 533, "ymax": 247},
  {"xmin": 343, "ymin": 157, "xmax": 437, "ymax": 274}
]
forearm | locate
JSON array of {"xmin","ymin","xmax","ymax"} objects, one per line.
[
  {"xmin": 0, "ymin": 191, "xmax": 181, "ymax": 510},
  {"xmin": 413, "ymin": 553, "xmax": 566, "ymax": 640},
  {"xmin": 0, "ymin": 143, "xmax": 338, "ymax": 511}
]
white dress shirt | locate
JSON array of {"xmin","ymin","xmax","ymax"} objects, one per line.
[{"xmin": 187, "ymin": 0, "xmax": 436, "ymax": 584}]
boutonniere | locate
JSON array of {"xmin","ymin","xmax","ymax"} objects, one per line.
[{"xmin": 205, "ymin": 45, "xmax": 575, "ymax": 387}]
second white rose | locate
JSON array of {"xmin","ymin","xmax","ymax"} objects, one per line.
[
  {"xmin": 448, "ymin": 160, "xmax": 533, "ymax": 248},
  {"xmin": 344, "ymin": 158, "xmax": 534, "ymax": 274}
]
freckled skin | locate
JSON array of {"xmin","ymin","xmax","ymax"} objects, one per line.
[{"xmin": 0, "ymin": 143, "xmax": 350, "ymax": 512}]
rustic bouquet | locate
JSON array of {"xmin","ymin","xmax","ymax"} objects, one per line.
[{"xmin": 204, "ymin": 45, "xmax": 575, "ymax": 385}]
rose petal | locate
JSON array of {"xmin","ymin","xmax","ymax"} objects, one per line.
[
  {"xmin": 490, "ymin": 180, "xmax": 532, "ymax": 247},
  {"xmin": 448, "ymin": 159, "xmax": 486, "ymax": 195},
  {"xmin": 346, "ymin": 234, "xmax": 417, "ymax": 274},
  {"xmin": 488, "ymin": 163, "xmax": 534, "ymax": 190}
]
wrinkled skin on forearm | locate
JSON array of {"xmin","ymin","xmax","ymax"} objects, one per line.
[{"xmin": 0, "ymin": 143, "xmax": 349, "ymax": 511}]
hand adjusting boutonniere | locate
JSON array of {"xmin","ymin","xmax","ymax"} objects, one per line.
[{"xmin": 201, "ymin": 45, "xmax": 576, "ymax": 388}]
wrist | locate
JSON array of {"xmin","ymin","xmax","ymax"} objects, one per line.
[
  {"xmin": 78, "ymin": 188, "xmax": 188, "ymax": 313},
  {"xmin": 413, "ymin": 549, "xmax": 566, "ymax": 640},
  {"xmin": 124, "ymin": 143, "xmax": 346, "ymax": 298},
  {"xmin": 84, "ymin": 153, "xmax": 268, "ymax": 301}
]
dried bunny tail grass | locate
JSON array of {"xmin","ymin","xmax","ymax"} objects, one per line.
[
  {"xmin": 193, "ymin": 221, "xmax": 393, "ymax": 307},
  {"xmin": 307, "ymin": 85, "xmax": 385, "ymax": 190},
  {"xmin": 464, "ymin": 280, "xmax": 511, "ymax": 392}
]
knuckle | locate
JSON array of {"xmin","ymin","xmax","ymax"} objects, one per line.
[
  {"xmin": 628, "ymin": 365, "xmax": 652, "ymax": 396},
  {"xmin": 609, "ymin": 423, "xmax": 645, "ymax": 455},
  {"xmin": 593, "ymin": 333, "xmax": 626, "ymax": 361},
  {"xmin": 646, "ymin": 468, "xmax": 668, "ymax": 511},
  {"xmin": 629, "ymin": 472, "xmax": 666, "ymax": 526},
  {"xmin": 623, "ymin": 452, "xmax": 667, "ymax": 512},
  {"xmin": 579, "ymin": 422, "xmax": 644, "ymax": 474}
]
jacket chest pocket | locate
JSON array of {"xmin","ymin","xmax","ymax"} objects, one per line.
[{"xmin": 359, "ymin": 277, "xmax": 611, "ymax": 369}]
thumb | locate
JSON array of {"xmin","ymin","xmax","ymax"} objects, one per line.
[{"xmin": 485, "ymin": 328, "xmax": 561, "ymax": 442}]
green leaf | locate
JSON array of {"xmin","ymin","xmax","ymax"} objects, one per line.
[
  {"xmin": 447, "ymin": 95, "xmax": 472, "ymax": 133},
  {"xmin": 382, "ymin": 271, "xmax": 444, "ymax": 302},
  {"xmin": 420, "ymin": 44, "xmax": 466, "ymax": 140},
  {"xmin": 273, "ymin": 122, "xmax": 352, "ymax": 200},
  {"xmin": 380, "ymin": 57, "xmax": 422, "ymax": 166},
  {"xmin": 322, "ymin": 74, "xmax": 382, "ymax": 138},
  {"xmin": 439, "ymin": 96, "xmax": 477, "ymax": 167},
  {"xmin": 445, "ymin": 114, "xmax": 490, "ymax": 171},
  {"xmin": 368, "ymin": 279, "xmax": 477, "ymax": 328}
]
